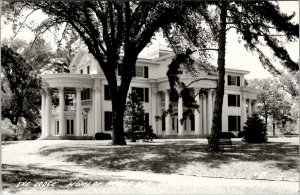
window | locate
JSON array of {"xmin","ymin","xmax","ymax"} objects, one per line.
[
  {"xmin": 87, "ymin": 66, "xmax": 90, "ymax": 74},
  {"xmin": 66, "ymin": 120, "xmax": 74, "ymax": 135},
  {"xmin": 65, "ymin": 95, "xmax": 74, "ymax": 106},
  {"xmin": 162, "ymin": 115, "xmax": 165, "ymax": 131},
  {"xmin": 81, "ymin": 89, "xmax": 90, "ymax": 100},
  {"xmin": 105, "ymin": 111, "xmax": 113, "ymax": 131},
  {"xmin": 80, "ymin": 69, "xmax": 83, "ymax": 74},
  {"xmin": 228, "ymin": 116, "xmax": 241, "ymax": 131},
  {"xmin": 135, "ymin": 66, "xmax": 148, "ymax": 78},
  {"xmin": 228, "ymin": 75, "xmax": 240, "ymax": 86},
  {"xmin": 132, "ymin": 87, "xmax": 149, "ymax": 102},
  {"xmin": 56, "ymin": 121, "xmax": 59, "ymax": 135},
  {"xmin": 83, "ymin": 118, "xmax": 88, "ymax": 134},
  {"xmin": 228, "ymin": 94, "xmax": 240, "ymax": 107}
]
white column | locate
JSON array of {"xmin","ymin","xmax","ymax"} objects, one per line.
[
  {"xmin": 76, "ymin": 88, "xmax": 82, "ymax": 136},
  {"xmin": 212, "ymin": 91, "xmax": 216, "ymax": 111},
  {"xmin": 241, "ymin": 94, "xmax": 246, "ymax": 130},
  {"xmin": 156, "ymin": 92, "xmax": 162, "ymax": 135},
  {"xmin": 178, "ymin": 96, "xmax": 184, "ymax": 135},
  {"xmin": 248, "ymin": 99, "xmax": 252, "ymax": 117},
  {"xmin": 194, "ymin": 92, "xmax": 200, "ymax": 135},
  {"xmin": 59, "ymin": 87, "xmax": 65, "ymax": 136},
  {"xmin": 165, "ymin": 90, "xmax": 171, "ymax": 135},
  {"xmin": 151, "ymin": 87, "xmax": 158, "ymax": 133},
  {"xmin": 199, "ymin": 95, "xmax": 203, "ymax": 135},
  {"xmin": 41, "ymin": 90, "xmax": 46, "ymax": 138},
  {"xmin": 202, "ymin": 94, "xmax": 207, "ymax": 135},
  {"xmin": 94, "ymin": 87, "xmax": 101, "ymax": 133},
  {"xmin": 47, "ymin": 90, "xmax": 52, "ymax": 137},
  {"xmin": 253, "ymin": 100, "xmax": 257, "ymax": 113},
  {"xmin": 207, "ymin": 89, "xmax": 213, "ymax": 135}
]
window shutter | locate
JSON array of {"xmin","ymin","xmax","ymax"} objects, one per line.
[
  {"xmin": 144, "ymin": 66, "xmax": 149, "ymax": 78},
  {"xmin": 67, "ymin": 120, "xmax": 70, "ymax": 134},
  {"xmin": 145, "ymin": 88, "xmax": 149, "ymax": 102},
  {"xmin": 105, "ymin": 112, "xmax": 109, "ymax": 130},
  {"xmin": 238, "ymin": 116, "xmax": 241, "ymax": 131},
  {"xmin": 228, "ymin": 75, "xmax": 231, "ymax": 85},
  {"xmin": 71, "ymin": 120, "xmax": 74, "ymax": 134},
  {"xmin": 237, "ymin": 76, "xmax": 240, "ymax": 86}
]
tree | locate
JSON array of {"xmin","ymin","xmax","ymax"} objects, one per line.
[
  {"xmin": 249, "ymin": 78, "xmax": 295, "ymax": 136},
  {"xmin": 204, "ymin": 1, "xmax": 298, "ymax": 151},
  {"xmin": 1, "ymin": 45, "xmax": 42, "ymax": 127},
  {"xmin": 3, "ymin": 1, "xmax": 211, "ymax": 145},
  {"xmin": 243, "ymin": 113, "xmax": 267, "ymax": 143},
  {"xmin": 160, "ymin": 1, "xmax": 298, "ymax": 150},
  {"xmin": 124, "ymin": 91, "xmax": 146, "ymax": 142}
]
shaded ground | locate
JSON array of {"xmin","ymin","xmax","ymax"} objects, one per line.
[
  {"xmin": 39, "ymin": 138, "xmax": 299, "ymax": 181},
  {"xmin": 1, "ymin": 138, "xmax": 299, "ymax": 194}
]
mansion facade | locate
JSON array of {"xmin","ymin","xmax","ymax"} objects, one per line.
[{"xmin": 40, "ymin": 47, "xmax": 259, "ymax": 139}]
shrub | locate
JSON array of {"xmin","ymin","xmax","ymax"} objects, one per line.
[
  {"xmin": 95, "ymin": 132, "xmax": 112, "ymax": 140},
  {"xmin": 1, "ymin": 119, "xmax": 17, "ymax": 141},
  {"xmin": 237, "ymin": 131, "xmax": 245, "ymax": 138},
  {"xmin": 243, "ymin": 113, "xmax": 268, "ymax": 143}
]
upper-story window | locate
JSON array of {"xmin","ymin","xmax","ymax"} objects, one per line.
[
  {"xmin": 132, "ymin": 87, "xmax": 149, "ymax": 102},
  {"xmin": 87, "ymin": 66, "xmax": 90, "ymax": 74},
  {"xmin": 228, "ymin": 94, "xmax": 240, "ymax": 107},
  {"xmin": 81, "ymin": 89, "xmax": 90, "ymax": 100},
  {"xmin": 228, "ymin": 75, "xmax": 240, "ymax": 86},
  {"xmin": 117, "ymin": 65, "xmax": 148, "ymax": 78},
  {"xmin": 135, "ymin": 66, "xmax": 148, "ymax": 78},
  {"xmin": 80, "ymin": 69, "xmax": 83, "ymax": 74}
]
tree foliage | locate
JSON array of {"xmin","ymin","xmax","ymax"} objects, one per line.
[
  {"xmin": 249, "ymin": 77, "xmax": 296, "ymax": 135},
  {"xmin": 1, "ymin": 45, "xmax": 42, "ymax": 127},
  {"xmin": 124, "ymin": 91, "xmax": 147, "ymax": 142},
  {"xmin": 201, "ymin": 1, "xmax": 299, "ymax": 151},
  {"xmin": 243, "ymin": 113, "xmax": 268, "ymax": 143}
]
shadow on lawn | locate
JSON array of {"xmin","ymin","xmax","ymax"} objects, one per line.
[
  {"xmin": 2, "ymin": 164, "xmax": 110, "ymax": 193},
  {"xmin": 40, "ymin": 140, "xmax": 299, "ymax": 175}
]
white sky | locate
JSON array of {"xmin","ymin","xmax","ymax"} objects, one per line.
[{"xmin": 1, "ymin": 1, "xmax": 299, "ymax": 79}]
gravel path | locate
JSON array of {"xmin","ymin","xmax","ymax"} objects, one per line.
[{"xmin": 2, "ymin": 139, "xmax": 299, "ymax": 194}]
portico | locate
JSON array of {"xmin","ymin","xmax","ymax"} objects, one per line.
[{"xmin": 40, "ymin": 74, "xmax": 97, "ymax": 139}]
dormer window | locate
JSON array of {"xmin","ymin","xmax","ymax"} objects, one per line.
[{"xmin": 228, "ymin": 75, "xmax": 240, "ymax": 86}]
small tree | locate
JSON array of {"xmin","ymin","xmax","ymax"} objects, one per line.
[
  {"xmin": 243, "ymin": 113, "xmax": 268, "ymax": 143},
  {"xmin": 124, "ymin": 91, "xmax": 146, "ymax": 142}
]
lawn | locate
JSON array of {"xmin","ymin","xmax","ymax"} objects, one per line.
[{"xmin": 2, "ymin": 137, "xmax": 299, "ymax": 194}]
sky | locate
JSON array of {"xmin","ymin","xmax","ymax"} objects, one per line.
[{"xmin": 1, "ymin": 1, "xmax": 299, "ymax": 80}]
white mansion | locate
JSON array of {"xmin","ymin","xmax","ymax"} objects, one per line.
[{"xmin": 40, "ymin": 46, "xmax": 259, "ymax": 139}]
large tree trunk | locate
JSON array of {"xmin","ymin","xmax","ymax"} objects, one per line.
[
  {"xmin": 109, "ymin": 54, "xmax": 136, "ymax": 145},
  {"xmin": 209, "ymin": 1, "xmax": 228, "ymax": 152}
]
